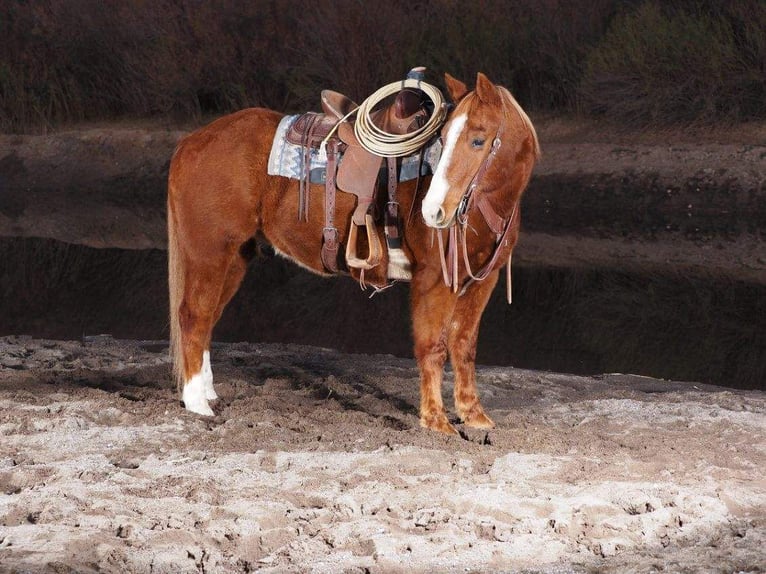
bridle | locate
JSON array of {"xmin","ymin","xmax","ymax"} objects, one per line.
[
  {"xmin": 456, "ymin": 135, "xmax": 502, "ymax": 223},
  {"xmin": 435, "ymin": 109, "xmax": 521, "ymax": 304}
]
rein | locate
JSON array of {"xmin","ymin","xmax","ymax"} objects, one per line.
[{"xmin": 436, "ymin": 121, "xmax": 520, "ymax": 304}]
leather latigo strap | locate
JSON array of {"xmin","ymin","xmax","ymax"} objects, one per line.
[
  {"xmin": 290, "ymin": 111, "xmax": 349, "ymax": 222},
  {"xmin": 384, "ymin": 156, "xmax": 401, "ymax": 249},
  {"xmin": 298, "ymin": 114, "xmax": 317, "ymax": 222},
  {"xmin": 321, "ymin": 140, "xmax": 340, "ymax": 273}
]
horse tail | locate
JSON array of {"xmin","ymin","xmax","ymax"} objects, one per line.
[{"xmin": 167, "ymin": 188, "xmax": 185, "ymax": 394}]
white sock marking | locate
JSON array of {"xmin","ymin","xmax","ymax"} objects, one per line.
[
  {"xmin": 183, "ymin": 366, "xmax": 214, "ymax": 416},
  {"xmin": 202, "ymin": 350, "xmax": 217, "ymax": 401},
  {"xmin": 422, "ymin": 114, "xmax": 467, "ymax": 227}
]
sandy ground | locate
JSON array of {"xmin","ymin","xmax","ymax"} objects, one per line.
[{"xmin": 1, "ymin": 336, "xmax": 764, "ymax": 573}]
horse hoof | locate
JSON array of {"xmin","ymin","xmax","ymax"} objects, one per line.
[
  {"xmin": 420, "ymin": 413, "xmax": 459, "ymax": 435},
  {"xmin": 464, "ymin": 413, "xmax": 495, "ymax": 429},
  {"xmin": 182, "ymin": 376, "xmax": 215, "ymax": 416},
  {"xmin": 183, "ymin": 399, "xmax": 214, "ymax": 417},
  {"xmin": 205, "ymin": 386, "xmax": 219, "ymax": 401},
  {"xmin": 460, "ymin": 406, "xmax": 495, "ymax": 429}
]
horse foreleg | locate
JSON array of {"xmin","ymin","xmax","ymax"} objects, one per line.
[
  {"xmin": 448, "ymin": 271, "xmax": 500, "ymax": 429},
  {"xmin": 411, "ymin": 275, "xmax": 458, "ymax": 435}
]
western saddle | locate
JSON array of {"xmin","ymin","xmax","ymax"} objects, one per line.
[{"xmin": 285, "ymin": 87, "xmax": 429, "ymax": 280}]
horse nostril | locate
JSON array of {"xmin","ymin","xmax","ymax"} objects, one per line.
[{"xmin": 435, "ymin": 207, "xmax": 446, "ymax": 226}]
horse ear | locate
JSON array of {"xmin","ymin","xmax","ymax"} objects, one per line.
[
  {"xmin": 444, "ymin": 73, "xmax": 468, "ymax": 103},
  {"xmin": 475, "ymin": 72, "xmax": 501, "ymax": 105}
]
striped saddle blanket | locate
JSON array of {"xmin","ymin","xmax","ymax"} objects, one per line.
[{"xmin": 267, "ymin": 114, "xmax": 442, "ymax": 183}]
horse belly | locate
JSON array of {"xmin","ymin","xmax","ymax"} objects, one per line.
[{"xmin": 260, "ymin": 179, "xmax": 357, "ymax": 276}]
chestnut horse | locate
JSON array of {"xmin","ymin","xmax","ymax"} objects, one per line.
[{"xmin": 167, "ymin": 72, "xmax": 539, "ymax": 434}]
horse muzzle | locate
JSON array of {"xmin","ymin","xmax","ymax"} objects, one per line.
[{"xmin": 422, "ymin": 203, "xmax": 456, "ymax": 229}]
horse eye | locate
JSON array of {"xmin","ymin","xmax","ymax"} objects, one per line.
[{"xmin": 471, "ymin": 138, "xmax": 486, "ymax": 149}]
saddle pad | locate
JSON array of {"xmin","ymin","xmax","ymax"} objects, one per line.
[
  {"xmin": 268, "ymin": 114, "xmax": 443, "ymax": 182},
  {"xmin": 267, "ymin": 115, "xmax": 328, "ymax": 179}
]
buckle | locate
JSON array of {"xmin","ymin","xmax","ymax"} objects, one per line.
[
  {"xmin": 322, "ymin": 227, "xmax": 338, "ymax": 243},
  {"xmin": 457, "ymin": 194, "xmax": 470, "ymax": 224}
]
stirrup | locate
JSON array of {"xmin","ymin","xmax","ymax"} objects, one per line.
[{"xmin": 345, "ymin": 214, "xmax": 383, "ymax": 270}]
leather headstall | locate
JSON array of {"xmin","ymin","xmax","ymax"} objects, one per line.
[{"xmin": 438, "ymin": 121, "xmax": 521, "ymax": 304}]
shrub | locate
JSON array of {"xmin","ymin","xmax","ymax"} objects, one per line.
[
  {"xmin": 578, "ymin": 1, "xmax": 766, "ymax": 125},
  {"xmin": 2, "ymin": 0, "xmax": 763, "ymax": 132},
  {"xmin": 0, "ymin": 0, "xmax": 298, "ymax": 131},
  {"xmin": 408, "ymin": 0, "xmax": 616, "ymax": 111}
]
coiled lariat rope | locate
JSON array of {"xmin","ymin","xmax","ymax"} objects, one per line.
[
  {"xmin": 321, "ymin": 69, "xmax": 447, "ymax": 158},
  {"xmin": 353, "ymin": 75, "xmax": 447, "ymax": 157}
]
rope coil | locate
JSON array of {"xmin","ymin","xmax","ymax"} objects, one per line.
[{"xmin": 353, "ymin": 75, "xmax": 447, "ymax": 157}]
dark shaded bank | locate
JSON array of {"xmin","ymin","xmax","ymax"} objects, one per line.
[
  {"xmin": 526, "ymin": 172, "xmax": 766, "ymax": 241},
  {"xmin": 2, "ymin": 237, "xmax": 763, "ymax": 391},
  {"xmin": 2, "ymin": 127, "xmax": 764, "ymax": 392}
]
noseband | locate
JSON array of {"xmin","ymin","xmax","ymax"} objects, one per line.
[{"xmin": 436, "ymin": 117, "xmax": 521, "ymax": 304}]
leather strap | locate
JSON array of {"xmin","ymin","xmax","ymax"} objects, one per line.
[
  {"xmin": 321, "ymin": 140, "xmax": 340, "ymax": 272},
  {"xmin": 385, "ymin": 156, "xmax": 401, "ymax": 249},
  {"xmin": 460, "ymin": 199, "xmax": 519, "ymax": 283},
  {"xmin": 457, "ymin": 137, "xmax": 502, "ymax": 225},
  {"xmin": 476, "ymin": 194, "xmax": 505, "ymax": 237},
  {"xmin": 298, "ymin": 114, "xmax": 317, "ymax": 222},
  {"xmin": 436, "ymin": 229, "xmax": 450, "ymax": 290}
]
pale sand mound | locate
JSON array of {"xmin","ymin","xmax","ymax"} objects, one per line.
[{"xmin": 0, "ymin": 337, "xmax": 764, "ymax": 573}]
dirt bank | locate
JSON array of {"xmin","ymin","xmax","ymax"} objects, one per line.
[
  {"xmin": 1, "ymin": 336, "xmax": 764, "ymax": 573},
  {"xmin": 1, "ymin": 119, "xmax": 765, "ymax": 280}
]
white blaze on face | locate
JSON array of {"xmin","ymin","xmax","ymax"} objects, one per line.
[{"xmin": 422, "ymin": 113, "xmax": 467, "ymax": 227}]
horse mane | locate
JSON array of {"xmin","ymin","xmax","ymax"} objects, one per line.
[{"xmin": 499, "ymin": 87, "xmax": 541, "ymax": 158}]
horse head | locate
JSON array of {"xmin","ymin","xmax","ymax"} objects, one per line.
[{"xmin": 421, "ymin": 73, "xmax": 540, "ymax": 229}]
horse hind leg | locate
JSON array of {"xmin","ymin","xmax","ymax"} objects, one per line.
[
  {"xmin": 177, "ymin": 271, "xmax": 220, "ymax": 415},
  {"xmin": 202, "ymin": 249, "xmax": 250, "ymax": 402},
  {"xmin": 177, "ymin": 248, "xmax": 247, "ymax": 416}
]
